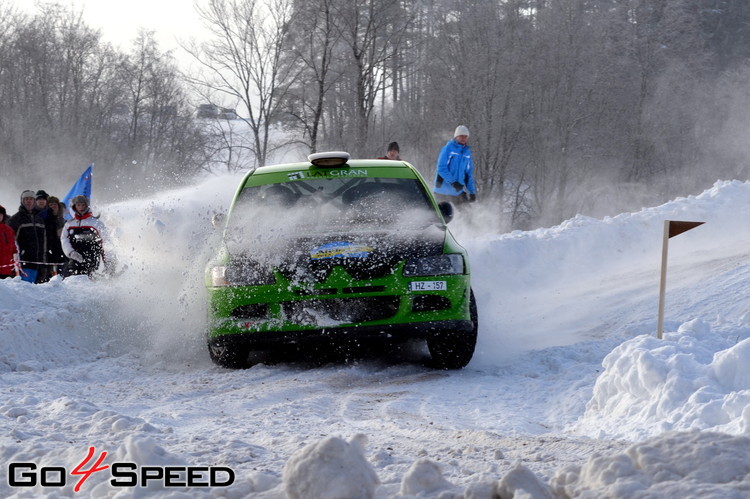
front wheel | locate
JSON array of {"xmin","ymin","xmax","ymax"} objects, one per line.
[
  {"xmin": 208, "ymin": 341, "xmax": 250, "ymax": 369},
  {"xmin": 427, "ymin": 289, "xmax": 478, "ymax": 369}
]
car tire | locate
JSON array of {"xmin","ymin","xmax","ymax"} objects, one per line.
[
  {"xmin": 427, "ymin": 289, "xmax": 478, "ymax": 369},
  {"xmin": 208, "ymin": 342, "xmax": 250, "ymax": 369}
]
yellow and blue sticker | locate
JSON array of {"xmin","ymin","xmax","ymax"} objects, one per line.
[{"xmin": 310, "ymin": 242, "xmax": 373, "ymax": 260}]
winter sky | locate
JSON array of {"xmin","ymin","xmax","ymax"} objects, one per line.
[{"xmin": 14, "ymin": 0, "xmax": 208, "ymax": 55}]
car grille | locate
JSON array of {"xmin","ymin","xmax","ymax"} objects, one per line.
[
  {"xmin": 278, "ymin": 255, "xmax": 399, "ymax": 283},
  {"xmin": 230, "ymin": 303, "xmax": 269, "ymax": 320},
  {"xmin": 282, "ymin": 296, "xmax": 400, "ymax": 326},
  {"xmin": 411, "ymin": 295, "xmax": 451, "ymax": 312}
]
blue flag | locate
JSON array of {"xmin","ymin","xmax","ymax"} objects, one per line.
[{"xmin": 62, "ymin": 164, "xmax": 93, "ymax": 219}]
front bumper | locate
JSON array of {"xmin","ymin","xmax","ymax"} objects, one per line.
[{"xmin": 207, "ymin": 319, "xmax": 475, "ymax": 350}]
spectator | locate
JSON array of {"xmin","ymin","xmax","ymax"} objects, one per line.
[
  {"xmin": 377, "ymin": 142, "xmax": 401, "ymax": 160},
  {"xmin": 0, "ymin": 205, "xmax": 19, "ymax": 279},
  {"xmin": 34, "ymin": 190, "xmax": 57, "ymax": 281},
  {"xmin": 47, "ymin": 196, "xmax": 66, "ymax": 237},
  {"xmin": 8, "ymin": 190, "xmax": 48, "ymax": 283},
  {"xmin": 433, "ymin": 125, "xmax": 477, "ymax": 205},
  {"xmin": 35, "ymin": 190, "xmax": 49, "ymax": 211},
  {"xmin": 61, "ymin": 195, "xmax": 112, "ymax": 278},
  {"xmin": 59, "ymin": 201, "xmax": 68, "ymax": 223},
  {"xmin": 45, "ymin": 195, "xmax": 68, "ymax": 276}
]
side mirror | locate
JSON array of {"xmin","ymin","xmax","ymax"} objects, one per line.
[
  {"xmin": 211, "ymin": 212, "xmax": 226, "ymax": 228},
  {"xmin": 438, "ymin": 201, "xmax": 454, "ymax": 224}
]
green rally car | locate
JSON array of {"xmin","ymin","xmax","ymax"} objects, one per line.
[{"xmin": 205, "ymin": 152, "xmax": 477, "ymax": 369}]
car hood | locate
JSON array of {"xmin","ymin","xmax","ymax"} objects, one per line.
[{"xmin": 229, "ymin": 224, "xmax": 447, "ymax": 283}]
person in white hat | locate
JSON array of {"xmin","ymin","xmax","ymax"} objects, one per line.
[
  {"xmin": 433, "ymin": 125, "xmax": 477, "ymax": 205},
  {"xmin": 60, "ymin": 195, "xmax": 113, "ymax": 278}
]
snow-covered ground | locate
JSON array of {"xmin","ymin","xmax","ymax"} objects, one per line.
[{"xmin": 4, "ymin": 176, "xmax": 750, "ymax": 497}]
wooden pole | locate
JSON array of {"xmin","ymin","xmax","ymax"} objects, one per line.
[
  {"xmin": 657, "ymin": 220, "xmax": 670, "ymax": 340},
  {"xmin": 657, "ymin": 220, "xmax": 704, "ymax": 339}
]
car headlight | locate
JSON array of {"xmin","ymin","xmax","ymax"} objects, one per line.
[
  {"xmin": 210, "ymin": 260, "xmax": 276, "ymax": 287},
  {"xmin": 210, "ymin": 266, "xmax": 229, "ymax": 287},
  {"xmin": 403, "ymin": 254, "xmax": 464, "ymax": 276}
]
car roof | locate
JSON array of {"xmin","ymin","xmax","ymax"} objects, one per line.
[{"xmin": 254, "ymin": 158, "xmax": 413, "ymax": 175}]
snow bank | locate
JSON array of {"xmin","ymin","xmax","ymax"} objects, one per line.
[
  {"xmin": 551, "ymin": 431, "xmax": 750, "ymax": 498},
  {"xmin": 467, "ymin": 180, "xmax": 750, "ymax": 363},
  {"xmin": 0, "ymin": 275, "xmax": 126, "ymax": 372},
  {"xmin": 577, "ymin": 318, "xmax": 750, "ymax": 440},
  {"xmin": 283, "ymin": 434, "xmax": 379, "ymax": 499},
  {"xmin": 398, "ymin": 458, "xmax": 453, "ymax": 496}
]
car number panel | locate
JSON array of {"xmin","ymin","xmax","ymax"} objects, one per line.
[{"xmin": 409, "ymin": 280, "xmax": 447, "ymax": 291}]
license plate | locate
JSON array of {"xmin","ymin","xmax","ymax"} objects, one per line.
[{"xmin": 409, "ymin": 281, "xmax": 447, "ymax": 291}]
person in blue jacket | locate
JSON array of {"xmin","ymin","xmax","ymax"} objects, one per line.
[{"xmin": 433, "ymin": 125, "xmax": 477, "ymax": 205}]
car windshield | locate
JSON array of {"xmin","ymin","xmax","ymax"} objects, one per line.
[{"xmin": 226, "ymin": 176, "xmax": 440, "ymax": 248}]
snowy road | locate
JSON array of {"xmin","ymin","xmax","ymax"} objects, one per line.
[
  {"xmin": 3, "ymin": 339, "xmax": 628, "ymax": 496},
  {"xmin": 5, "ymin": 178, "xmax": 750, "ymax": 497}
]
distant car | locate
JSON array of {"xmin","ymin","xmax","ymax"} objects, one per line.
[
  {"xmin": 195, "ymin": 104, "xmax": 238, "ymax": 120},
  {"xmin": 205, "ymin": 152, "xmax": 477, "ymax": 369},
  {"xmin": 196, "ymin": 104, "xmax": 220, "ymax": 119},
  {"xmin": 219, "ymin": 108, "xmax": 238, "ymax": 120}
]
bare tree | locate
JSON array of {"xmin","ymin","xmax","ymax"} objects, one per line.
[
  {"xmin": 283, "ymin": 0, "xmax": 344, "ymax": 153},
  {"xmin": 522, "ymin": 0, "xmax": 613, "ymax": 224},
  {"xmin": 332, "ymin": 0, "xmax": 413, "ymax": 155},
  {"xmin": 3, "ymin": 0, "xmax": 748, "ymax": 227},
  {"xmin": 112, "ymin": 30, "xmax": 208, "ymax": 187},
  {"xmin": 0, "ymin": 1, "xmax": 24, "ymax": 176},
  {"xmin": 186, "ymin": 0, "xmax": 297, "ymax": 167}
]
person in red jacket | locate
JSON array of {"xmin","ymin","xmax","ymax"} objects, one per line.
[{"xmin": 0, "ymin": 205, "xmax": 19, "ymax": 279}]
